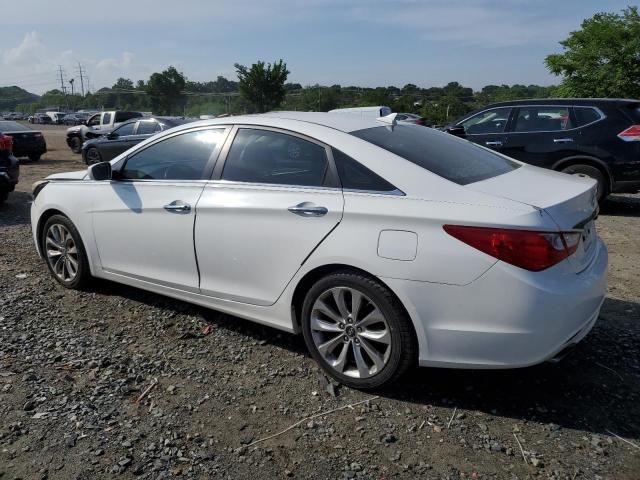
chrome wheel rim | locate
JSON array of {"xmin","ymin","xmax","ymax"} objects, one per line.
[
  {"xmin": 45, "ymin": 224, "xmax": 79, "ymax": 282},
  {"xmin": 86, "ymin": 149, "xmax": 101, "ymax": 165},
  {"xmin": 310, "ymin": 287, "xmax": 391, "ymax": 379}
]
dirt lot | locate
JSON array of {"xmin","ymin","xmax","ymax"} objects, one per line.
[{"xmin": 1, "ymin": 124, "xmax": 639, "ymax": 479}]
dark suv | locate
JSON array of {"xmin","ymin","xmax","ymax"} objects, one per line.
[
  {"xmin": 0, "ymin": 134, "xmax": 19, "ymax": 204},
  {"xmin": 449, "ymin": 99, "xmax": 640, "ymax": 201}
]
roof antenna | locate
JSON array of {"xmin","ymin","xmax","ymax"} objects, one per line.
[{"xmin": 376, "ymin": 112, "xmax": 398, "ymax": 130}]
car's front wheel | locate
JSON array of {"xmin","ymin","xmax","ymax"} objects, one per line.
[
  {"xmin": 301, "ymin": 271, "xmax": 417, "ymax": 389},
  {"xmin": 69, "ymin": 137, "xmax": 82, "ymax": 154},
  {"xmin": 85, "ymin": 147, "xmax": 102, "ymax": 165},
  {"xmin": 41, "ymin": 215, "xmax": 91, "ymax": 289}
]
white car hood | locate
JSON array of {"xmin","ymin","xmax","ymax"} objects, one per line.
[{"xmin": 46, "ymin": 170, "xmax": 88, "ymax": 180}]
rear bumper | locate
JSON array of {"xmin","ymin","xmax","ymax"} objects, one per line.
[{"xmin": 383, "ymin": 237, "xmax": 608, "ymax": 369}]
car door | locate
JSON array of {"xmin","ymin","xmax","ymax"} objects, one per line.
[
  {"xmin": 91, "ymin": 127, "xmax": 229, "ymax": 290},
  {"xmin": 457, "ymin": 107, "xmax": 513, "ymax": 153},
  {"xmin": 194, "ymin": 126, "xmax": 344, "ymax": 306},
  {"xmin": 499, "ymin": 105, "xmax": 580, "ymax": 168},
  {"xmin": 100, "ymin": 121, "xmax": 137, "ymax": 160}
]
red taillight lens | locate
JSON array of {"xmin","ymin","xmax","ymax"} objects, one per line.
[
  {"xmin": 618, "ymin": 125, "xmax": 640, "ymax": 142},
  {"xmin": 443, "ymin": 225, "xmax": 580, "ymax": 272},
  {"xmin": 0, "ymin": 134, "xmax": 13, "ymax": 152}
]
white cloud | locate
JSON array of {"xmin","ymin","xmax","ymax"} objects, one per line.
[
  {"xmin": 96, "ymin": 52, "xmax": 135, "ymax": 71},
  {"xmin": 3, "ymin": 31, "xmax": 45, "ymax": 66}
]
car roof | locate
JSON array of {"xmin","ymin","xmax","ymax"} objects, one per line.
[
  {"xmin": 214, "ymin": 111, "xmax": 385, "ymax": 133},
  {"xmin": 483, "ymin": 98, "xmax": 640, "ymax": 108}
]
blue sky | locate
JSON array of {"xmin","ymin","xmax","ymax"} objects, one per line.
[{"xmin": 0, "ymin": 0, "xmax": 631, "ymax": 94}]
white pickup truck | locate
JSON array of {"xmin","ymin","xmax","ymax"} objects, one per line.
[{"xmin": 66, "ymin": 111, "xmax": 144, "ymax": 153}]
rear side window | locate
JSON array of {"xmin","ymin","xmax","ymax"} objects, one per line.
[
  {"xmin": 137, "ymin": 121, "xmax": 161, "ymax": 135},
  {"xmin": 332, "ymin": 148, "xmax": 397, "ymax": 192},
  {"xmin": 121, "ymin": 129, "xmax": 224, "ymax": 180},
  {"xmin": 574, "ymin": 107, "xmax": 602, "ymax": 127},
  {"xmin": 624, "ymin": 105, "xmax": 640, "ymax": 122},
  {"xmin": 222, "ymin": 129, "xmax": 329, "ymax": 187},
  {"xmin": 102, "ymin": 113, "xmax": 112, "ymax": 125},
  {"xmin": 351, "ymin": 125, "xmax": 519, "ymax": 185},
  {"xmin": 514, "ymin": 107, "xmax": 572, "ymax": 132},
  {"xmin": 113, "ymin": 122, "xmax": 135, "ymax": 136}
]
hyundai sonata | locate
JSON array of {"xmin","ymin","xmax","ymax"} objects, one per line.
[{"xmin": 30, "ymin": 112, "xmax": 607, "ymax": 389}]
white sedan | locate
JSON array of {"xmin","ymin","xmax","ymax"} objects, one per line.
[{"xmin": 30, "ymin": 112, "xmax": 607, "ymax": 389}]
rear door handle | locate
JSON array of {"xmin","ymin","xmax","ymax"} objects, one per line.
[
  {"xmin": 553, "ymin": 138, "xmax": 574, "ymax": 144},
  {"xmin": 485, "ymin": 140, "xmax": 503, "ymax": 147},
  {"xmin": 164, "ymin": 200, "xmax": 191, "ymax": 213},
  {"xmin": 288, "ymin": 202, "xmax": 328, "ymax": 217}
]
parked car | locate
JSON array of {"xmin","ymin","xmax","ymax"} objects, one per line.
[
  {"xmin": 329, "ymin": 106, "xmax": 392, "ymax": 118},
  {"xmin": 31, "ymin": 112, "xmax": 606, "ymax": 389},
  {"xmin": 395, "ymin": 113, "xmax": 428, "ymax": 126},
  {"xmin": 63, "ymin": 113, "xmax": 89, "ymax": 126},
  {"xmin": 30, "ymin": 113, "xmax": 51, "ymax": 125},
  {"xmin": 45, "ymin": 111, "xmax": 66, "ymax": 124},
  {"xmin": 447, "ymin": 98, "xmax": 640, "ymax": 202},
  {"xmin": 0, "ymin": 134, "xmax": 18, "ymax": 204},
  {"xmin": 0, "ymin": 121, "xmax": 47, "ymax": 161},
  {"xmin": 82, "ymin": 117, "xmax": 193, "ymax": 164},
  {"xmin": 66, "ymin": 111, "xmax": 144, "ymax": 153}
]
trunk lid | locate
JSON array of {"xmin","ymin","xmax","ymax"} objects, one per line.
[{"xmin": 468, "ymin": 165, "xmax": 599, "ymax": 272}]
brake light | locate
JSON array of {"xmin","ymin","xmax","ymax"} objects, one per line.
[
  {"xmin": 618, "ymin": 125, "xmax": 640, "ymax": 141},
  {"xmin": 443, "ymin": 225, "xmax": 581, "ymax": 271},
  {"xmin": 0, "ymin": 134, "xmax": 13, "ymax": 152}
]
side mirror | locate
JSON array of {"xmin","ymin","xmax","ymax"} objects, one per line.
[
  {"xmin": 87, "ymin": 161, "xmax": 112, "ymax": 181},
  {"xmin": 444, "ymin": 125, "xmax": 466, "ymax": 137},
  {"xmin": 107, "ymin": 132, "xmax": 118, "ymax": 140}
]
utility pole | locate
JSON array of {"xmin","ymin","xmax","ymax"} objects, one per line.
[
  {"xmin": 58, "ymin": 65, "xmax": 67, "ymax": 95},
  {"xmin": 69, "ymin": 78, "xmax": 75, "ymax": 96},
  {"xmin": 76, "ymin": 62, "xmax": 86, "ymax": 97}
]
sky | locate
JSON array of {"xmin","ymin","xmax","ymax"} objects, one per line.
[{"xmin": 0, "ymin": 0, "xmax": 631, "ymax": 94}]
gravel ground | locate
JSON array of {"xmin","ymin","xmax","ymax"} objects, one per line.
[{"xmin": 1, "ymin": 124, "xmax": 639, "ymax": 480}]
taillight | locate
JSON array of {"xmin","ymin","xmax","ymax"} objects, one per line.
[
  {"xmin": 618, "ymin": 125, "xmax": 640, "ymax": 142},
  {"xmin": 0, "ymin": 134, "xmax": 13, "ymax": 152},
  {"xmin": 443, "ymin": 225, "xmax": 581, "ymax": 272}
]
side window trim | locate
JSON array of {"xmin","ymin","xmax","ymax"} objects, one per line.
[
  {"xmin": 210, "ymin": 125, "xmax": 341, "ymax": 189},
  {"xmin": 115, "ymin": 125, "xmax": 231, "ymax": 182},
  {"xmin": 572, "ymin": 106, "xmax": 607, "ymax": 129},
  {"xmin": 506, "ymin": 105, "xmax": 606, "ymax": 134},
  {"xmin": 460, "ymin": 107, "xmax": 514, "ymax": 136}
]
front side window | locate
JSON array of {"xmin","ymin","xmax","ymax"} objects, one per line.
[
  {"xmin": 102, "ymin": 113, "xmax": 112, "ymax": 125},
  {"xmin": 332, "ymin": 148, "xmax": 397, "ymax": 192},
  {"xmin": 137, "ymin": 121, "xmax": 161, "ymax": 135},
  {"xmin": 352, "ymin": 125, "xmax": 519, "ymax": 185},
  {"xmin": 222, "ymin": 129, "xmax": 329, "ymax": 187},
  {"xmin": 461, "ymin": 107, "xmax": 511, "ymax": 134},
  {"xmin": 120, "ymin": 129, "xmax": 224, "ymax": 180},
  {"xmin": 87, "ymin": 114, "xmax": 100, "ymax": 127},
  {"xmin": 514, "ymin": 106, "xmax": 572, "ymax": 132},
  {"xmin": 113, "ymin": 122, "xmax": 135, "ymax": 136}
]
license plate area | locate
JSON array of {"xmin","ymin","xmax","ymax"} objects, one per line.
[{"xmin": 581, "ymin": 220, "xmax": 595, "ymax": 254}]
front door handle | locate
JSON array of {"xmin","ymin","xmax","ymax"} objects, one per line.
[
  {"xmin": 288, "ymin": 202, "xmax": 328, "ymax": 217},
  {"xmin": 485, "ymin": 140, "xmax": 503, "ymax": 147},
  {"xmin": 553, "ymin": 138, "xmax": 574, "ymax": 144},
  {"xmin": 164, "ymin": 201, "xmax": 191, "ymax": 213}
]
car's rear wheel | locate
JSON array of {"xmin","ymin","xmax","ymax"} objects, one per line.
[
  {"xmin": 29, "ymin": 154, "xmax": 41, "ymax": 161},
  {"xmin": 0, "ymin": 191, "xmax": 8, "ymax": 204},
  {"xmin": 41, "ymin": 215, "xmax": 91, "ymax": 289},
  {"xmin": 85, "ymin": 147, "xmax": 102, "ymax": 165},
  {"xmin": 561, "ymin": 164, "xmax": 608, "ymax": 203},
  {"xmin": 301, "ymin": 271, "xmax": 417, "ymax": 389},
  {"xmin": 69, "ymin": 137, "xmax": 82, "ymax": 154}
]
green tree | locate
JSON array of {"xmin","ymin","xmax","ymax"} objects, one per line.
[
  {"xmin": 146, "ymin": 66, "xmax": 186, "ymax": 115},
  {"xmin": 545, "ymin": 6, "xmax": 640, "ymax": 98},
  {"xmin": 234, "ymin": 60, "xmax": 289, "ymax": 113}
]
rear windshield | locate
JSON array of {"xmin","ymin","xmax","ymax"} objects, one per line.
[
  {"xmin": 351, "ymin": 125, "xmax": 520, "ymax": 185},
  {"xmin": 0, "ymin": 121, "xmax": 28, "ymax": 132}
]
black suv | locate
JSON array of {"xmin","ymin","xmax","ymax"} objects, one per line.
[
  {"xmin": 449, "ymin": 99, "xmax": 640, "ymax": 201},
  {"xmin": 0, "ymin": 134, "xmax": 19, "ymax": 204}
]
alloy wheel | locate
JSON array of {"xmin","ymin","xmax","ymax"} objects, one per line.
[
  {"xmin": 86, "ymin": 148, "xmax": 101, "ymax": 165},
  {"xmin": 45, "ymin": 224, "xmax": 79, "ymax": 282},
  {"xmin": 310, "ymin": 287, "xmax": 391, "ymax": 378}
]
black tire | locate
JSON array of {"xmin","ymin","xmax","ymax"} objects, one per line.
[
  {"xmin": 0, "ymin": 191, "xmax": 8, "ymax": 204},
  {"xmin": 29, "ymin": 154, "xmax": 41, "ymax": 161},
  {"xmin": 69, "ymin": 137, "xmax": 82, "ymax": 154},
  {"xmin": 301, "ymin": 271, "xmax": 417, "ymax": 390},
  {"xmin": 41, "ymin": 215, "xmax": 91, "ymax": 289},
  {"xmin": 561, "ymin": 164, "xmax": 608, "ymax": 203},
  {"xmin": 85, "ymin": 147, "xmax": 102, "ymax": 165}
]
